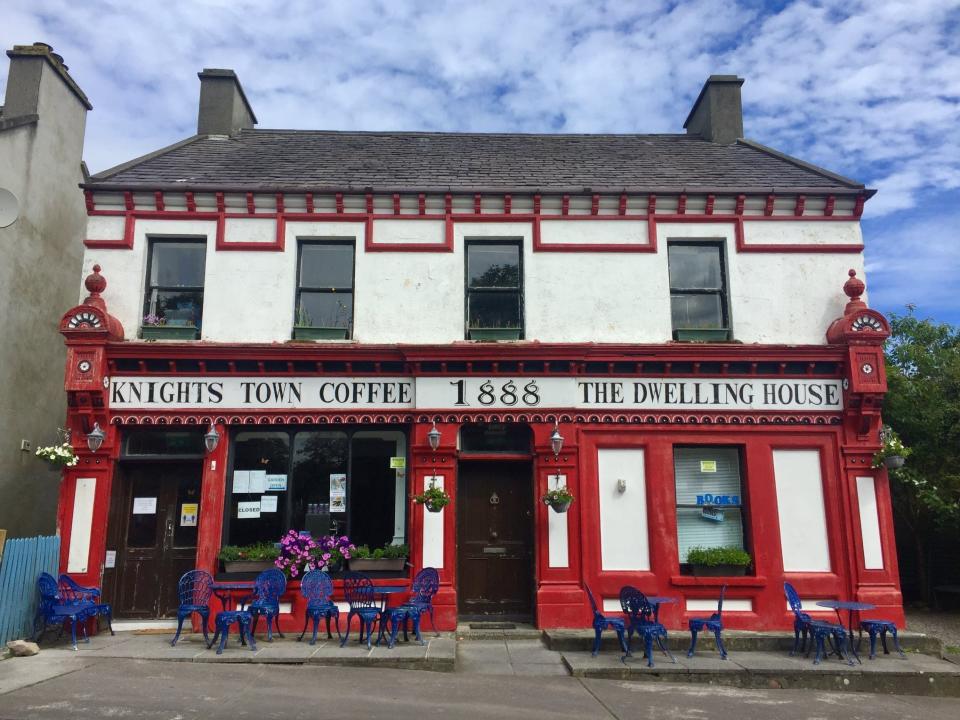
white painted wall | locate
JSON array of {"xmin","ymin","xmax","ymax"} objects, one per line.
[
  {"xmin": 547, "ymin": 473, "xmax": 569, "ymax": 568},
  {"xmin": 67, "ymin": 477, "xmax": 96, "ymax": 573},
  {"xmin": 81, "ymin": 214, "xmax": 865, "ymax": 345},
  {"xmin": 856, "ymin": 475, "xmax": 884, "ymax": 570},
  {"xmin": 687, "ymin": 598, "xmax": 752, "ymax": 612},
  {"xmin": 597, "ymin": 448, "xmax": 649, "ymax": 572},
  {"xmin": 421, "ymin": 475, "xmax": 444, "ymax": 569},
  {"xmin": 772, "ymin": 449, "xmax": 832, "ymax": 572}
]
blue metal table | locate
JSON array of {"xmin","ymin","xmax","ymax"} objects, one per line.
[
  {"xmin": 372, "ymin": 584, "xmax": 411, "ymax": 645},
  {"xmin": 816, "ymin": 599, "xmax": 875, "ymax": 663},
  {"xmin": 647, "ymin": 595, "xmax": 677, "ymax": 624}
]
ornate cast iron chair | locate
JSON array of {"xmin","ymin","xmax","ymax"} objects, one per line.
[
  {"xmin": 208, "ymin": 610, "xmax": 257, "ymax": 655},
  {"xmin": 34, "ymin": 572, "xmax": 94, "ymax": 651},
  {"xmin": 620, "ymin": 586, "xmax": 675, "ymax": 667},
  {"xmin": 858, "ymin": 619, "xmax": 906, "ymax": 660},
  {"xmin": 783, "ymin": 581, "xmax": 812, "ymax": 655},
  {"xmin": 340, "ymin": 572, "xmax": 383, "ymax": 650},
  {"xmin": 784, "ymin": 582, "xmax": 852, "ymax": 665},
  {"xmin": 298, "ymin": 570, "xmax": 341, "ymax": 645},
  {"xmin": 239, "ymin": 568, "xmax": 286, "ymax": 641},
  {"xmin": 395, "ymin": 567, "xmax": 440, "ymax": 642},
  {"xmin": 584, "ymin": 585, "xmax": 629, "ymax": 656},
  {"xmin": 58, "ymin": 573, "xmax": 114, "ymax": 637},
  {"xmin": 686, "ymin": 584, "xmax": 728, "ymax": 659},
  {"xmin": 170, "ymin": 570, "xmax": 214, "ymax": 646}
]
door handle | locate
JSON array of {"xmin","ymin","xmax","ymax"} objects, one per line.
[{"xmin": 489, "ymin": 529, "xmax": 499, "ymax": 540}]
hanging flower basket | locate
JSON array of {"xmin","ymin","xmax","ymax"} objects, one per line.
[
  {"xmin": 35, "ymin": 440, "xmax": 78, "ymax": 469},
  {"xmin": 413, "ymin": 482, "xmax": 450, "ymax": 513},
  {"xmin": 884, "ymin": 455, "xmax": 906, "ymax": 469},
  {"xmin": 872, "ymin": 427, "xmax": 911, "ymax": 470},
  {"xmin": 541, "ymin": 486, "xmax": 574, "ymax": 513}
]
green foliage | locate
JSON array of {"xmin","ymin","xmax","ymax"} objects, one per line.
[
  {"xmin": 413, "ymin": 481, "xmax": 451, "ymax": 510},
  {"xmin": 217, "ymin": 542, "xmax": 279, "ymax": 562},
  {"xmin": 352, "ymin": 543, "xmax": 409, "ymax": 560},
  {"xmin": 686, "ymin": 546, "xmax": 752, "ymax": 567},
  {"xmin": 541, "ymin": 486, "xmax": 575, "ymax": 505},
  {"xmin": 872, "ymin": 426, "xmax": 912, "ymax": 468}
]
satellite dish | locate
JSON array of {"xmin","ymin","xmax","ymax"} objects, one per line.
[{"xmin": 0, "ymin": 188, "xmax": 19, "ymax": 228}]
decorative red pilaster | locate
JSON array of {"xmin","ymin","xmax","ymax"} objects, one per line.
[{"xmin": 195, "ymin": 423, "xmax": 228, "ymax": 576}]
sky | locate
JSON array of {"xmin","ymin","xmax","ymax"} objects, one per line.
[{"xmin": 2, "ymin": 0, "xmax": 959, "ymax": 325}]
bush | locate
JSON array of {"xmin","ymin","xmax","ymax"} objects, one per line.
[
  {"xmin": 217, "ymin": 542, "xmax": 279, "ymax": 562},
  {"xmin": 352, "ymin": 543, "xmax": 409, "ymax": 560},
  {"xmin": 686, "ymin": 545, "xmax": 752, "ymax": 567}
]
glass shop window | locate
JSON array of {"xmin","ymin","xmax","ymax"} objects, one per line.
[
  {"xmin": 142, "ymin": 239, "xmax": 206, "ymax": 336},
  {"xmin": 466, "ymin": 240, "xmax": 523, "ymax": 339},
  {"xmin": 291, "ymin": 431, "xmax": 348, "ymax": 538},
  {"xmin": 349, "ymin": 431, "xmax": 407, "ymax": 550},
  {"xmin": 674, "ymin": 447, "xmax": 746, "ymax": 564},
  {"xmin": 295, "ymin": 241, "xmax": 354, "ymax": 338},
  {"xmin": 228, "ymin": 432, "xmax": 290, "ymax": 547},
  {"xmin": 667, "ymin": 241, "xmax": 729, "ymax": 339}
]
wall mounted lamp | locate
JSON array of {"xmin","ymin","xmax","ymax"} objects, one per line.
[
  {"xmin": 427, "ymin": 421, "xmax": 441, "ymax": 452},
  {"xmin": 550, "ymin": 422, "xmax": 564, "ymax": 460},
  {"xmin": 86, "ymin": 423, "xmax": 105, "ymax": 453},
  {"xmin": 204, "ymin": 424, "xmax": 221, "ymax": 454}
]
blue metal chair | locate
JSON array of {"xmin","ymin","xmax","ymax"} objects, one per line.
[
  {"xmin": 858, "ymin": 619, "xmax": 906, "ymax": 659},
  {"xmin": 298, "ymin": 570, "xmax": 340, "ymax": 645},
  {"xmin": 208, "ymin": 610, "xmax": 257, "ymax": 655},
  {"xmin": 170, "ymin": 570, "xmax": 213, "ymax": 646},
  {"xmin": 584, "ymin": 585, "xmax": 629, "ymax": 656},
  {"xmin": 687, "ymin": 584, "xmax": 728, "ymax": 659},
  {"xmin": 58, "ymin": 574, "xmax": 114, "ymax": 637},
  {"xmin": 34, "ymin": 572, "xmax": 94, "ymax": 651},
  {"xmin": 395, "ymin": 567, "xmax": 440, "ymax": 642},
  {"xmin": 784, "ymin": 582, "xmax": 851, "ymax": 665},
  {"xmin": 783, "ymin": 581, "xmax": 812, "ymax": 655},
  {"xmin": 340, "ymin": 572, "xmax": 383, "ymax": 650},
  {"xmin": 620, "ymin": 586, "xmax": 675, "ymax": 667},
  {"xmin": 240, "ymin": 568, "xmax": 286, "ymax": 641}
]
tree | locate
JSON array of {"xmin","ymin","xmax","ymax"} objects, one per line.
[{"xmin": 883, "ymin": 309, "xmax": 960, "ymax": 602}]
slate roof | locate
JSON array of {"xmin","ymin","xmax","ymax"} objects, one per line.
[{"xmin": 87, "ymin": 129, "xmax": 868, "ymax": 195}]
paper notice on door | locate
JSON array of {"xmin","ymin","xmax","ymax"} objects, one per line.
[
  {"xmin": 104, "ymin": 550, "xmax": 116, "ymax": 568},
  {"xmin": 237, "ymin": 501, "xmax": 261, "ymax": 519},
  {"xmin": 329, "ymin": 473, "xmax": 346, "ymax": 512},
  {"xmin": 330, "ymin": 496, "xmax": 346, "ymax": 513},
  {"xmin": 132, "ymin": 497, "xmax": 157, "ymax": 514},
  {"xmin": 232, "ymin": 471, "xmax": 250, "ymax": 494},
  {"xmin": 259, "ymin": 495, "xmax": 278, "ymax": 513},
  {"xmin": 266, "ymin": 474, "xmax": 287, "ymax": 491},
  {"xmin": 180, "ymin": 503, "xmax": 199, "ymax": 526},
  {"xmin": 389, "ymin": 456, "xmax": 406, "ymax": 469},
  {"xmin": 249, "ymin": 470, "xmax": 268, "ymax": 493}
]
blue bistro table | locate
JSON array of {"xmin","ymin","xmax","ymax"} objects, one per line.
[
  {"xmin": 210, "ymin": 582, "xmax": 256, "ymax": 645},
  {"xmin": 371, "ymin": 584, "xmax": 411, "ymax": 645},
  {"xmin": 816, "ymin": 599, "xmax": 876, "ymax": 663},
  {"xmin": 647, "ymin": 596, "xmax": 677, "ymax": 624}
]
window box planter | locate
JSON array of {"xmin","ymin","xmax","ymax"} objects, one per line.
[
  {"xmin": 347, "ymin": 557, "xmax": 407, "ymax": 572},
  {"xmin": 674, "ymin": 328, "xmax": 730, "ymax": 342},
  {"xmin": 292, "ymin": 326, "xmax": 349, "ymax": 341},
  {"xmin": 469, "ymin": 328, "xmax": 522, "ymax": 341},
  {"xmin": 223, "ymin": 560, "xmax": 277, "ymax": 573},
  {"xmin": 691, "ymin": 564, "xmax": 748, "ymax": 577},
  {"xmin": 141, "ymin": 325, "xmax": 198, "ymax": 340}
]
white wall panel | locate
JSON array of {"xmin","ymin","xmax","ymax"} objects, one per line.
[
  {"xmin": 687, "ymin": 598, "xmax": 753, "ymax": 612},
  {"xmin": 742, "ymin": 220, "xmax": 862, "ymax": 246},
  {"xmin": 547, "ymin": 474, "xmax": 569, "ymax": 568},
  {"xmin": 86, "ymin": 215, "xmax": 126, "ymax": 241},
  {"xmin": 222, "ymin": 217, "xmax": 276, "ymax": 243},
  {"xmin": 421, "ymin": 476, "xmax": 444, "ymax": 569},
  {"xmin": 374, "ymin": 219, "xmax": 446, "ymax": 245},
  {"xmin": 539, "ymin": 220, "xmax": 650, "ymax": 246},
  {"xmin": 856, "ymin": 476, "xmax": 884, "ymax": 570},
  {"xmin": 598, "ymin": 449, "xmax": 649, "ymax": 571},
  {"xmin": 67, "ymin": 477, "xmax": 96, "ymax": 573},
  {"xmin": 773, "ymin": 449, "xmax": 831, "ymax": 572}
]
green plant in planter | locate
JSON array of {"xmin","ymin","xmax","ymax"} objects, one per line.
[
  {"xmin": 217, "ymin": 542, "xmax": 280, "ymax": 563},
  {"xmin": 352, "ymin": 543, "xmax": 410, "ymax": 560},
  {"xmin": 413, "ymin": 481, "xmax": 451, "ymax": 512},
  {"xmin": 541, "ymin": 485, "xmax": 575, "ymax": 512},
  {"xmin": 686, "ymin": 545, "xmax": 752, "ymax": 567},
  {"xmin": 872, "ymin": 426, "xmax": 912, "ymax": 469}
]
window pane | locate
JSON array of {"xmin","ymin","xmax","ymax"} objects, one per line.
[
  {"xmin": 668, "ymin": 244, "xmax": 721, "ymax": 290},
  {"xmin": 300, "ymin": 243, "xmax": 354, "ymax": 288},
  {"xmin": 468, "ymin": 244, "xmax": 520, "ymax": 288},
  {"xmin": 670, "ymin": 293, "xmax": 723, "ymax": 329},
  {"xmin": 299, "ymin": 292, "xmax": 353, "ymax": 329},
  {"xmin": 228, "ymin": 432, "xmax": 290, "ymax": 547},
  {"xmin": 124, "ymin": 431, "xmax": 204, "ymax": 456},
  {"xmin": 150, "ymin": 242, "xmax": 206, "ymax": 287},
  {"xmin": 460, "ymin": 423, "xmax": 532, "ymax": 453},
  {"xmin": 674, "ymin": 447, "xmax": 745, "ymax": 563},
  {"xmin": 349, "ymin": 434, "xmax": 405, "ymax": 549},
  {"xmin": 290, "ymin": 432, "xmax": 349, "ymax": 536},
  {"xmin": 147, "ymin": 290, "xmax": 204, "ymax": 327},
  {"xmin": 468, "ymin": 290, "xmax": 521, "ymax": 329},
  {"xmin": 676, "ymin": 508, "xmax": 744, "ymax": 562}
]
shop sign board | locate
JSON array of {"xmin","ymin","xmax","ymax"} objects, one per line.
[{"xmin": 108, "ymin": 376, "xmax": 844, "ymax": 412}]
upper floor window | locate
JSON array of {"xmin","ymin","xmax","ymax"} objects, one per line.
[
  {"xmin": 295, "ymin": 240, "xmax": 354, "ymax": 340},
  {"xmin": 142, "ymin": 239, "xmax": 206, "ymax": 339},
  {"xmin": 668, "ymin": 241, "xmax": 729, "ymax": 341},
  {"xmin": 466, "ymin": 240, "xmax": 523, "ymax": 340}
]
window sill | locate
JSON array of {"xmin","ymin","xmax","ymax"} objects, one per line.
[
  {"xmin": 670, "ymin": 574, "xmax": 767, "ymax": 587},
  {"xmin": 292, "ymin": 327, "xmax": 350, "ymax": 341},
  {"xmin": 468, "ymin": 328, "xmax": 523, "ymax": 341},
  {"xmin": 140, "ymin": 326, "xmax": 199, "ymax": 340},
  {"xmin": 672, "ymin": 328, "xmax": 731, "ymax": 342}
]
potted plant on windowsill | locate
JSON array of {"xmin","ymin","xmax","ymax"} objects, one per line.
[
  {"xmin": 686, "ymin": 546, "xmax": 752, "ymax": 576},
  {"xmin": 218, "ymin": 542, "xmax": 280, "ymax": 573},
  {"xmin": 541, "ymin": 485, "xmax": 575, "ymax": 513},
  {"xmin": 413, "ymin": 481, "xmax": 451, "ymax": 513},
  {"xmin": 141, "ymin": 314, "xmax": 198, "ymax": 340},
  {"xmin": 292, "ymin": 303, "xmax": 350, "ymax": 340},
  {"xmin": 673, "ymin": 326, "xmax": 731, "ymax": 342},
  {"xmin": 468, "ymin": 317, "xmax": 522, "ymax": 341},
  {"xmin": 347, "ymin": 543, "xmax": 409, "ymax": 572}
]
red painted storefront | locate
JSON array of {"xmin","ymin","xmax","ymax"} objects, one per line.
[{"xmin": 54, "ymin": 267, "xmax": 904, "ymax": 632}]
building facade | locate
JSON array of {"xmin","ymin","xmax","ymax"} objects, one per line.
[
  {"xmin": 55, "ymin": 71, "xmax": 903, "ymax": 631},
  {"xmin": 0, "ymin": 43, "xmax": 90, "ymax": 537}
]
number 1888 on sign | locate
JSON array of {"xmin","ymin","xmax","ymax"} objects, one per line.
[{"xmin": 449, "ymin": 379, "xmax": 542, "ymax": 407}]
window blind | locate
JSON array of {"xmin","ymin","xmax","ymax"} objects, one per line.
[{"xmin": 674, "ymin": 447, "xmax": 744, "ymax": 562}]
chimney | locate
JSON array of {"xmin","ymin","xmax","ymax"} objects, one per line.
[
  {"xmin": 683, "ymin": 75, "xmax": 744, "ymax": 145},
  {"xmin": 3, "ymin": 42, "xmax": 92, "ymax": 118},
  {"xmin": 197, "ymin": 68, "xmax": 257, "ymax": 136}
]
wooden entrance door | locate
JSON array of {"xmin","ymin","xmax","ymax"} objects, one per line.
[
  {"xmin": 457, "ymin": 461, "xmax": 534, "ymax": 621},
  {"xmin": 109, "ymin": 463, "xmax": 202, "ymax": 618}
]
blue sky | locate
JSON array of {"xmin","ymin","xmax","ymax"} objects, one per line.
[{"xmin": 3, "ymin": 0, "xmax": 959, "ymax": 325}]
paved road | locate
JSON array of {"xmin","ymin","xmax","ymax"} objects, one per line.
[{"xmin": 2, "ymin": 657, "xmax": 960, "ymax": 720}]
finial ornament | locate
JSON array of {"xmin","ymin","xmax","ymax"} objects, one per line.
[
  {"xmin": 842, "ymin": 268, "xmax": 866, "ymax": 315},
  {"xmin": 83, "ymin": 264, "xmax": 107, "ymax": 310}
]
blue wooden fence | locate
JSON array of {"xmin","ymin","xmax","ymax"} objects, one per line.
[{"xmin": 0, "ymin": 535, "xmax": 60, "ymax": 645}]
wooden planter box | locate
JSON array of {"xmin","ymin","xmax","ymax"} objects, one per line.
[
  {"xmin": 691, "ymin": 564, "xmax": 748, "ymax": 577},
  {"xmin": 222, "ymin": 560, "xmax": 277, "ymax": 573},
  {"xmin": 469, "ymin": 328, "xmax": 521, "ymax": 341},
  {"xmin": 348, "ymin": 557, "xmax": 407, "ymax": 572},
  {"xmin": 674, "ymin": 328, "xmax": 730, "ymax": 342},
  {"xmin": 293, "ymin": 326, "xmax": 349, "ymax": 340},
  {"xmin": 141, "ymin": 325, "xmax": 198, "ymax": 340}
]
